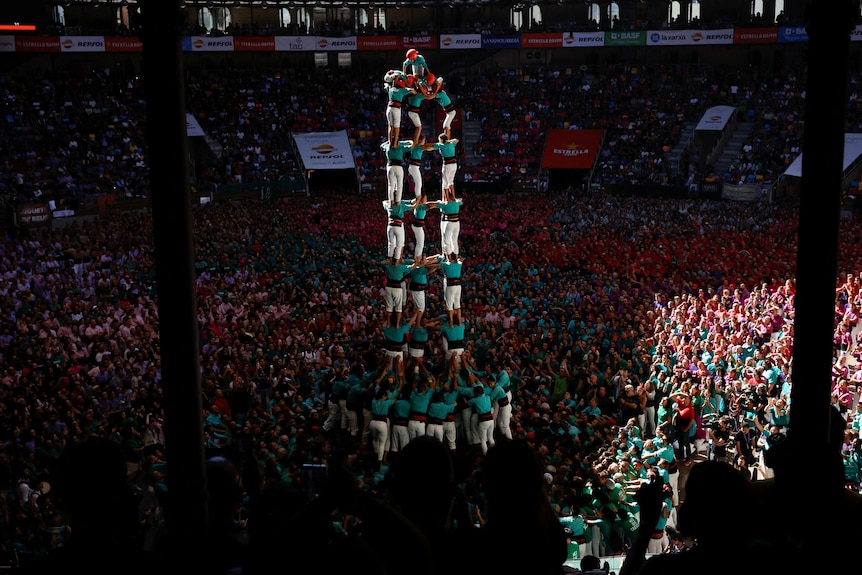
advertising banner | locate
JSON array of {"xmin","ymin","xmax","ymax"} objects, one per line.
[
  {"xmin": 439, "ymin": 34, "xmax": 481, "ymax": 49},
  {"xmin": 562, "ymin": 32, "xmax": 604, "ymax": 48},
  {"xmin": 605, "ymin": 31, "xmax": 645, "ymax": 47},
  {"xmin": 540, "ymin": 129, "xmax": 603, "ymax": 169},
  {"xmin": 292, "ymin": 131, "xmax": 357, "ymax": 169}
]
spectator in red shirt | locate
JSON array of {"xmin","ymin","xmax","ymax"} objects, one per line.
[{"xmin": 670, "ymin": 391, "xmax": 696, "ymax": 466}]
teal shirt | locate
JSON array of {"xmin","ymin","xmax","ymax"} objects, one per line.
[
  {"xmin": 412, "ymin": 202, "xmax": 429, "ymax": 222},
  {"xmin": 432, "ymin": 140, "xmax": 458, "ymax": 159},
  {"xmin": 408, "ymin": 143, "xmax": 425, "ymax": 163},
  {"xmin": 468, "ymin": 392, "xmax": 492, "ymax": 415},
  {"xmin": 434, "ymin": 89, "xmax": 452, "ymax": 107},
  {"xmin": 387, "ymin": 84, "xmax": 412, "ymax": 104},
  {"xmin": 387, "ymin": 201, "xmax": 410, "ymax": 219},
  {"xmin": 382, "ymin": 321, "xmax": 411, "ymax": 344},
  {"xmin": 384, "ymin": 261, "xmax": 412, "ymax": 282},
  {"xmin": 427, "ymin": 400, "xmax": 452, "ymax": 421},
  {"xmin": 381, "ymin": 140, "xmax": 413, "ymax": 162},
  {"xmin": 409, "ymin": 265, "xmax": 430, "ymax": 287},
  {"xmin": 411, "ymin": 325, "xmax": 429, "ymax": 344},
  {"xmin": 393, "ymin": 397, "xmax": 412, "ymax": 419},
  {"xmin": 439, "ymin": 199, "xmax": 462, "ymax": 216},
  {"xmin": 441, "ymin": 260, "xmax": 462, "ymax": 279},
  {"xmin": 409, "ymin": 387, "xmax": 433, "ymax": 414},
  {"xmin": 441, "ymin": 321, "xmax": 466, "ymax": 344}
]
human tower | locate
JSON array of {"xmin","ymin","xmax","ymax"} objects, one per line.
[
  {"xmin": 368, "ymin": 49, "xmax": 503, "ymax": 464},
  {"xmin": 378, "ymin": 47, "xmax": 466, "ymax": 364}
]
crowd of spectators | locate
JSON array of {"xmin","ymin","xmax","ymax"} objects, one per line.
[
  {"xmin": 0, "ymin": 60, "xmax": 824, "ymax": 211},
  {"xmin": 0, "ymin": 59, "xmax": 861, "ymax": 572},
  {"xmin": 0, "ymin": 185, "xmax": 861, "ymax": 566}
]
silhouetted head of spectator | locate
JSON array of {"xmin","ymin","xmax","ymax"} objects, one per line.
[
  {"xmin": 676, "ymin": 460, "xmax": 753, "ymax": 545},
  {"xmin": 54, "ymin": 436, "xmax": 139, "ymax": 544},
  {"xmin": 390, "ymin": 435, "xmax": 454, "ymax": 529}
]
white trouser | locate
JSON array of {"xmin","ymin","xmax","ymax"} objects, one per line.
[
  {"xmin": 411, "ymin": 222, "xmax": 426, "ymax": 257},
  {"xmin": 387, "ymin": 223, "xmax": 405, "ymax": 259},
  {"xmin": 386, "ymin": 164, "xmax": 405, "ymax": 204},
  {"xmin": 408, "ymin": 163, "xmax": 423, "ymax": 198},
  {"xmin": 369, "ymin": 418, "xmax": 390, "ymax": 461},
  {"xmin": 441, "ymin": 220, "xmax": 460, "ymax": 255}
]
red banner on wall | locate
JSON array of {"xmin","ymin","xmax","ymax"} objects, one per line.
[
  {"xmin": 357, "ymin": 36, "xmax": 401, "ymax": 50},
  {"xmin": 234, "ymin": 36, "xmax": 276, "ymax": 51},
  {"xmin": 540, "ymin": 129, "xmax": 603, "ymax": 169}
]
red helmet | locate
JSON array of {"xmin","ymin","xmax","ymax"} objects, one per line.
[
  {"xmin": 406, "ymin": 48, "xmax": 418, "ymax": 60},
  {"xmin": 425, "ymin": 73, "xmax": 436, "ymax": 84}
]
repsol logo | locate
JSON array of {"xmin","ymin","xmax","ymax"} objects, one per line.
[
  {"xmin": 454, "ymin": 38, "xmax": 480, "ymax": 45},
  {"xmin": 705, "ymin": 33, "xmax": 731, "ymax": 40},
  {"xmin": 330, "ymin": 40, "xmax": 353, "ymax": 47},
  {"xmin": 62, "ymin": 39, "xmax": 104, "ymax": 49},
  {"xmin": 577, "ymin": 36, "xmax": 602, "ymax": 44}
]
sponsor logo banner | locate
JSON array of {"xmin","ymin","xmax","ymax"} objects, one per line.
[
  {"xmin": 234, "ymin": 36, "xmax": 275, "ymax": 51},
  {"xmin": 605, "ymin": 31, "xmax": 645, "ymax": 46},
  {"xmin": 403, "ymin": 35, "xmax": 437, "ymax": 49},
  {"xmin": 358, "ymin": 36, "xmax": 400, "ymax": 50},
  {"xmin": 16, "ymin": 203, "xmax": 52, "ymax": 226},
  {"xmin": 481, "ymin": 34, "xmax": 521, "ymax": 49},
  {"xmin": 314, "ymin": 36, "xmax": 357, "ymax": 51},
  {"xmin": 721, "ymin": 183, "xmax": 771, "ymax": 202},
  {"xmin": 852, "ymin": 25, "xmax": 862, "ymax": 42},
  {"xmin": 15, "ymin": 36, "xmax": 61, "ymax": 52},
  {"xmin": 648, "ymin": 29, "xmax": 733, "ymax": 46},
  {"xmin": 187, "ymin": 36, "xmax": 235, "ymax": 51},
  {"xmin": 695, "ymin": 105, "xmax": 736, "ymax": 131},
  {"xmin": 275, "ymin": 36, "xmax": 314, "ymax": 51},
  {"xmin": 292, "ymin": 130, "xmax": 357, "ymax": 169},
  {"xmin": 440, "ymin": 34, "xmax": 481, "ymax": 49},
  {"xmin": 733, "ymin": 27, "xmax": 778, "ymax": 44},
  {"xmin": 541, "ymin": 129, "xmax": 603, "ymax": 169},
  {"xmin": 0, "ymin": 35, "xmax": 16, "ymax": 52},
  {"xmin": 186, "ymin": 114, "xmax": 206, "ymax": 138},
  {"xmin": 778, "ymin": 26, "xmax": 808, "ymax": 43},
  {"xmin": 105, "ymin": 37, "xmax": 142, "ymax": 52},
  {"xmin": 689, "ymin": 29, "xmax": 734, "ymax": 45},
  {"xmin": 60, "ymin": 36, "xmax": 106, "ymax": 52},
  {"xmin": 562, "ymin": 32, "xmax": 604, "ymax": 48},
  {"xmin": 521, "ymin": 33, "xmax": 563, "ymax": 48}
]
